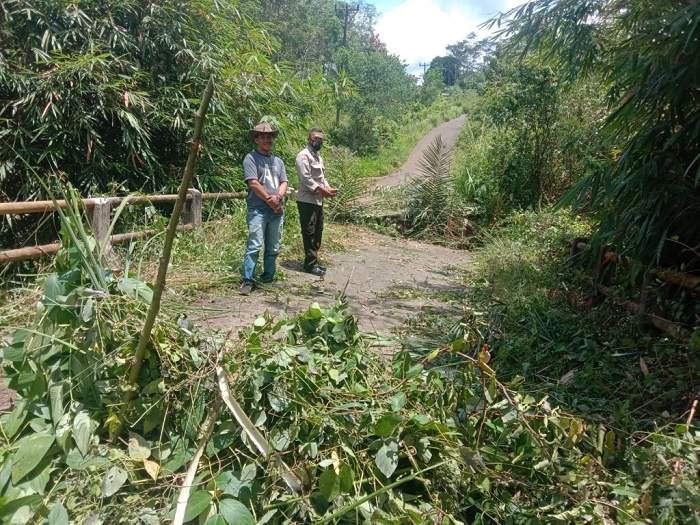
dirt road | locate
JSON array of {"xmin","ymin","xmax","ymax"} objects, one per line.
[
  {"xmin": 193, "ymin": 115, "xmax": 472, "ymax": 339},
  {"xmin": 367, "ymin": 114, "xmax": 466, "ymax": 189}
]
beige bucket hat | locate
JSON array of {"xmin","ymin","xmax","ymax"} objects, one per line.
[{"xmin": 247, "ymin": 122, "xmax": 279, "ymax": 142}]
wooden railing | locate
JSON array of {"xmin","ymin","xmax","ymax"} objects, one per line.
[{"xmin": 0, "ymin": 190, "xmax": 246, "ymax": 264}]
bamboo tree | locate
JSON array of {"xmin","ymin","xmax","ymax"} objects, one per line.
[{"xmin": 112, "ymin": 76, "xmax": 216, "ymax": 439}]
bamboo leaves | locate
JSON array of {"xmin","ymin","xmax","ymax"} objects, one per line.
[{"xmin": 493, "ymin": 0, "xmax": 700, "ymax": 270}]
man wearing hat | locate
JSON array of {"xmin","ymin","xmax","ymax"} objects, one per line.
[{"xmin": 239, "ymin": 121, "xmax": 288, "ymax": 295}]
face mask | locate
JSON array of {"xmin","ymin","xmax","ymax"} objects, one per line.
[{"xmin": 311, "ymin": 138, "xmax": 323, "ymax": 151}]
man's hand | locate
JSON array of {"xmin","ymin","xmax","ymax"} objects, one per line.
[
  {"xmin": 266, "ymin": 194, "xmax": 283, "ymax": 213},
  {"xmin": 319, "ymin": 186, "xmax": 339, "ymax": 198}
]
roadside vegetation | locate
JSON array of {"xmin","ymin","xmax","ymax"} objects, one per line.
[{"xmin": 1, "ymin": 0, "xmax": 699, "ymax": 523}]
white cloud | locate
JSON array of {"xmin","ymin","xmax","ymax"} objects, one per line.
[{"xmin": 375, "ymin": 0, "xmax": 525, "ymax": 76}]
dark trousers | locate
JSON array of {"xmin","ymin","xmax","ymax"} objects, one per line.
[{"xmin": 297, "ymin": 201, "xmax": 324, "ymax": 270}]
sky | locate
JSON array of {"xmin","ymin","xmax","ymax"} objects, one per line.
[{"xmin": 373, "ymin": 0, "xmax": 524, "ymax": 76}]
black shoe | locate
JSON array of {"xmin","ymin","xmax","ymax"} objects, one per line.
[
  {"xmin": 317, "ymin": 264, "xmax": 327, "ymax": 271},
  {"xmin": 305, "ymin": 265, "xmax": 326, "ymax": 276},
  {"xmin": 238, "ymin": 281, "xmax": 254, "ymax": 295}
]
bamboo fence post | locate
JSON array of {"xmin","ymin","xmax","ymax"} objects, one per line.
[{"xmin": 112, "ymin": 76, "xmax": 215, "ymax": 439}]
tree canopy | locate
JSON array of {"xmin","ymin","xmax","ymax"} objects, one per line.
[{"xmin": 489, "ymin": 0, "xmax": 700, "ymax": 271}]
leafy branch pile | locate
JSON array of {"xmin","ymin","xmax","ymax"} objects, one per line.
[{"xmin": 2, "ymin": 243, "xmax": 699, "ymax": 525}]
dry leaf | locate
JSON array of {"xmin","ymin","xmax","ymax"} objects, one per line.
[
  {"xmin": 478, "ymin": 344, "xmax": 491, "ymax": 365},
  {"xmin": 143, "ymin": 459, "xmax": 160, "ymax": 481},
  {"xmin": 640, "ymin": 490, "xmax": 651, "ymax": 515},
  {"xmin": 560, "ymin": 369, "xmax": 576, "ymax": 384},
  {"xmin": 639, "ymin": 357, "xmax": 649, "ymax": 377}
]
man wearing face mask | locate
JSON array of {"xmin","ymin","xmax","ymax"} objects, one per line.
[{"xmin": 295, "ymin": 128, "xmax": 338, "ymax": 276}]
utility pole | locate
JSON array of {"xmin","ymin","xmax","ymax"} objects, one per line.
[
  {"xmin": 335, "ymin": 2, "xmax": 359, "ymax": 46},
  {"xmin": 334, "ymin": 3, "xmax": 359, "ymax": 125},
  {"xmin": 419, "ymin": 63, "xmax": 429, "ymax": 75}
]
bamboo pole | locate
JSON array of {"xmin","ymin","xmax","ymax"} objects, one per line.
[
  {"xmin": 573, "ymin": 240, "xmax": 700, "ymax": 292},
  {"xmin": 112, "ymin": 76, "xmax": 215, "ymax": 439},
  {"xmin": 201, "ymin": 192, "xmax": 246, "ymax": 201},
  {"xmin": 0, "ymin": 225, "xmax": 195, "ymax": 264},
  {"xmin": 655, "ymin": 268, "xmax": 700, "ymax": 291},
  {"xmin": 0, "ymin": 194, "xmax": 190, "ymax": 216},
  {"xmin": 595, "ymin": 284, "xmax": 692, "ymax": 342},
  {"xmin": 0, "ymin": 243, "xmax": 60, "ymax": 263}
]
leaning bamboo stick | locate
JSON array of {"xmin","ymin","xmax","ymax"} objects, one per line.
[{"xmin": 112, "ymin": 76, "xmax": 215, "ymax": 439}]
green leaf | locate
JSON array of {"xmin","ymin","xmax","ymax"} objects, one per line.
[
  {"xmin": 44, "ymin": 274, "xmax": 63, "ymax": 302},
  {"xmin": 411, "ymin": 414, "xmax": 430, "ymax": 426},
  {"xmin": 101, "ymin": 466, "xmax": 128, "ymax": 497},
  {"xmin": 0, "ymin": 495, "xmax": 43, "ymax": 519},
  {"xmin": 218, "ymin": 464, "xmax": 256, "ymax": 498},
  {"xmin": 1, "ymin": 344, "xmax": 25, "ymax": 362},
  {"xmin": 203, "ymin": 515, "xmax": 226, "ymax": 525},
  {"xmin": 612, "ymin": 486, "xmax": 641, "ymax": 498},
  {"xmin": 73, "ymin": 411, "xmax": 94, "ymax": 456},
  {"xmin": 256, "ymin": 510, "xmax": 277, "ymax": 525},
  {"xmin": 390, "ymin": 392, "xmax": 406, "ymax": 412},
  {"xmin": 184, "ymin": 490, "xmax": 213, "ymax": 522},
  {"xmin": 47, "ymin": 501, "xmax": 69, "ymax": 525},
  {"xmin": 128, "ymin": 432, "xmax": 151, "ymax": 460},
  {"xmin": 269, "ymin": 427, "xmax": 291, "ymax": 451},
  {"xmin": 117, "ymin": 277, "xmax": 153, "ymax": 303},
  {"xmin": 27, "ymin": 456, "xmax": 51, "ymax": 494},
  {"xmin": 80, "ymin": 297, "xmax": 95, "ymax": 322},
  {"xmin": 0, "ymin": 458, "xmax": 12, "ymax": 493},
  {"xmin": 338, "ymin": 463, "xmax": 354, "ymax": 493},
  {"xmin": 319, "ymin": 468, "xmax": 340, "ymax": 502},
  {"xmin": 11, "ymin": 432, "xmax": 55, "ymax": 484},
  {"xmin": 405, "ymin": 363, "xmax": 424, "ymax": 379},
  {"xmin": 375, "ymin": 439, "xmax": 399, "ymax": 478},
  {"xmin": 219, "ymin": 499, "xmax": 254, "ymax": 525},
  {"xmin": 48, "ymin": 381, "xmax": 65, "ymax": 427},
  {"xmin": 372, "ymin": 414, "xmax": 403, "ymax": 437},
  {"xmin": 4, "ymin": 399, "xmax": 28, "ymax": 439}
]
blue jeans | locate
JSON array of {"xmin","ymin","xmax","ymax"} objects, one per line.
[{"xmin": 242, "ymin": 207, "xmax": 284, "ymax": 282}]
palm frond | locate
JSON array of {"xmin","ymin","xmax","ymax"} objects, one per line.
[{"xmin": 402, "ymin": 136, "xmax": 457, "ymax": 238}]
